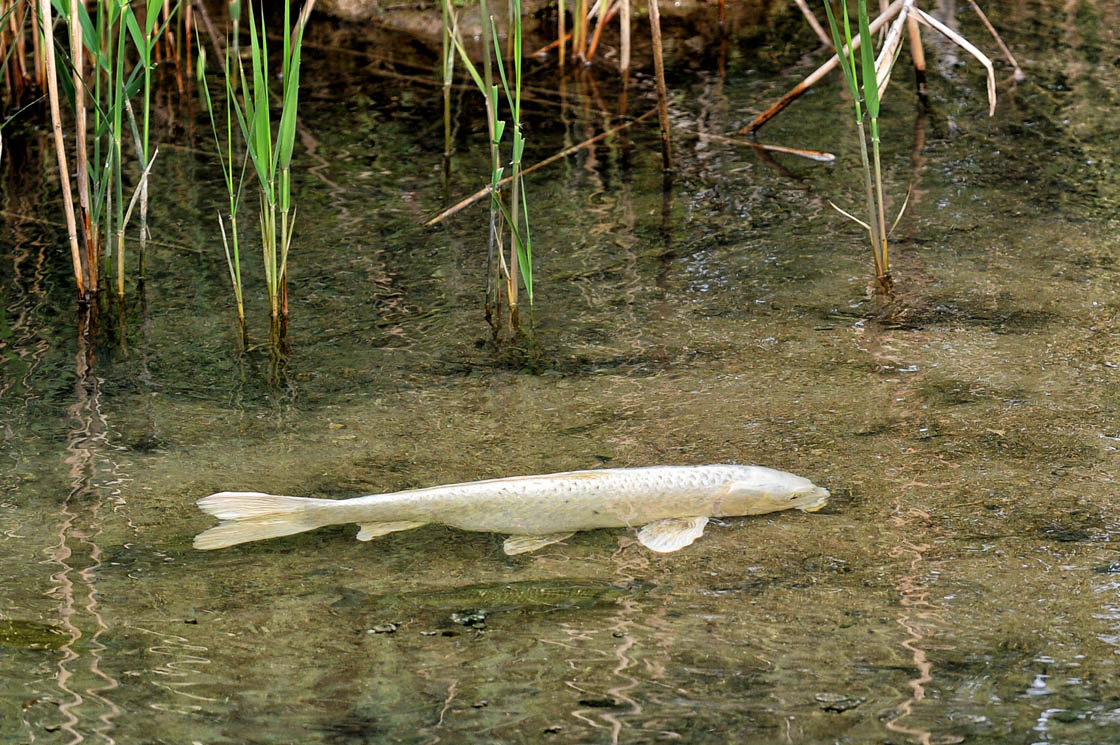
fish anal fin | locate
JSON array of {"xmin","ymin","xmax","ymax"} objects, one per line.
[
  {"xmin": 356, "ymin": 521, "xmax": 427, "ymax": 541},
  {"xmin": 503, "ymin": 532, "xmax": 576, "ymax": 555},
  {"xmin": 637, "ymin": 517, "xmax": 709, "ymax": 553}
]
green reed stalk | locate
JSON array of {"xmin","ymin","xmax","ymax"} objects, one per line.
[
  {"xmin": 490, "ymin": 3, "xmax": 532, "ymax": 313},
  {"xmin": 440, "ymin": 0, "xmax": 453, "ymax": 159},
  {"xmin": 47, "ymin": 0, "xmax": 171, "ymax": 301},
  {"xmin": 38, "ymin": 0, "xmax": 84, "ymax": 297},
  {"xmin": 479, "ymin": 0, "xmax": 500, "ymax": 319},
  {"xmin": 111, "ymin": 3, "xmax": 127, "ymax": 297},
  {"xmin": 447, "ymin": 0, "xmax": 535, "ymax": 334},
  {"xmin": 231, "ymin": 1, "xmax": 304, "ymax": 342},
  {"xmin": 196, "ymin": 42, "xmax": 247, "ymax": 338},
  {"xmin": 130, "ymin": 0, "xmax": 165, "ymax": 288},
  {"xmin": 823, "ymin": 0, "xmax": 890, "ymax": 290}
]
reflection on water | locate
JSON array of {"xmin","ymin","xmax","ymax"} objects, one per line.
[
  {"xmin": 885, "ymin": 505, "xmax": 937, "ymax": 745},
  {"xmin": 129, "ymin": 626, "xmax": 216, "ymax": 714},
  {"xmin": 4, "ymin": 1, "xmax": 1120, "ymax": 742},
  {"xmin": 51, "ymin": 316, "xmax": 122, "ymax": 745}
]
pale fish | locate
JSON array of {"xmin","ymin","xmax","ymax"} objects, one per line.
[{"xmin": 193, "ymin": 464, "xmax": 829, "ymax": 555}]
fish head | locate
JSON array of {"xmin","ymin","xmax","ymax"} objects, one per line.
[
  {"xmin": 724, "ymin": 471, "xmax": 830, "ymax": 514},
  {"xmin": 790, "ymin": 485, "xmax": 830, "ymax": 512}
]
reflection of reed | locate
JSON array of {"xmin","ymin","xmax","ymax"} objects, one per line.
[
  {"xmin": 859, "ymin": 323, "xmax": 947, "ymax": 745},
  {"xmin": 47, "ymin": 311, "xmax": 122, "ymax": 744},
  {"xmin": 418, "ymin": 678, "xmax": 459, "ymax": 745},
  {"xmin": 0, "ymin": 196, "xmax": 49, "ymax": 404},
  {"xmin": 130, "ymin": 626, "xmax": 218, "ymax": 713},
  {"xmin": 885, "ymin": 505, "xmax": 937, "ymax": 745},
  {"xmin": 559, "ymin": 549, "xmax": 658, "ymax": 745}
]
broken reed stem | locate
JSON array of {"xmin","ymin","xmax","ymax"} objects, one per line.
[
  {"xmin": 426, "ymin": 107, "xmax": 656, "ymax": 226},
  {"xmin": 907, "ymin": 11, "xmax": 926, "ymax": 101},
  {"xmin": 531, "ymin": 31, "xmax": 571, "ymax": 58},
  {"xmin": 872, "ymin": 0, "xmax": 913, "ymax": 96},
  {"xmin": 647, "ymin": 0, "xmax": 671, "ymax": 170},
  {"xmin": 911, "ymin": 7, "xmax": 996, "ymax": 116},
  {"xmin": 681, "ymin": 130, "xmax": 835, "ymax": 162},
  {"xmin": 38, "ymin": 0, "xmax": 85, "ymax": 299},
  {"xmin": 31, "ymin": 3, "xmax": 41, "ymax": 89},
  {"xmin": 741, "ymin": 0, "xmax": 903, "ymax": 135},
  {"xmin": 584, "ymin": 0, "xmax": 620, "ymax": 64},
  {"xmin": 965, "ymin": 0, "xmax": 1024, "ymax": 81},
  {"xmin": 793, "ymin": 0, "xmax": 832, "ymax": 46}
]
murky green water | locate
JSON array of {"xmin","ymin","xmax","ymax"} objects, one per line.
[{"xmin": 4, "ymin": 2, "xmax": 1120, "ymax": 743}]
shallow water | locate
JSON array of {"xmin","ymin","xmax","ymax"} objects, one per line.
[{"xmin": 3, "ymin": 2, "xmax": 1120, "ymax": 743}]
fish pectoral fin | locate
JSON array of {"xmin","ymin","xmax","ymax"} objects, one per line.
[
  {"xmin": 356, "ymin": 521, "xmax": 427, "ymax": 541},
  {"xmin": 637, "ymin": 517, "xmax": 709, "ymax": 553},
  {"xmin": 502, "ymin": 532, "xmax": 576, "ymax": 555}
]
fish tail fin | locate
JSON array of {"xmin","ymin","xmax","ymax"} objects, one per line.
[{"xmin": 193, "ymin": 491, "xmax": 329, "ymax": 550}]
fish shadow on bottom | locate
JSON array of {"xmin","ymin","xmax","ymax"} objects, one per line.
[{"xmin": 330, "ymin": 578, "xmax": 657, "ymax": 629}]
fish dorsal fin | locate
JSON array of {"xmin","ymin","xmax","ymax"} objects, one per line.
[
  {"xmin": 503, "ymin": 532, "xmax": 576, "ymax": 555},
  {"xmin": 637, "ymin": 517, "xmax": 709, "ymax": 553},
  {"xmin": 356, "ymin": 521, "xmax": 427, "ymax": 541}
]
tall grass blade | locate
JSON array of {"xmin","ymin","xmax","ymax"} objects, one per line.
[{"xmin": 858, "ymin": 0, "xmax": 879, "ymax": 120}]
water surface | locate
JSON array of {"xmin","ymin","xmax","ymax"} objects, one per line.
[{"xmin": 3, "ymin": 2, "xmax": 1120, "ymax": 743}]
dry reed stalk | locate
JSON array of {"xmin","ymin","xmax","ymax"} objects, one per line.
[
  {"xmin": 965, "ymin": 0, "xmax": 1024, "ymax": 81},
  {"xmin": 38, "ymin": 0, "xmax": 85, "ymax": 297},
  {"xmin": 529, "ymin": 31, "xmax": 572, "ymax": 58},
  {"xmin": 740, "ymin": 0, "xmax": 903, "ymax": 135},
  {"xmin": 191, "ymin": 0, "xmax": 225, "ymax": 70},
  {"xmin": 619, "ymin": 0, "xmax": 630, "ymax": 74},
  {"xmin": 912, "ymin": 7, "xmax": 995, "ymax": 115},
  {"xmin": 793, "ymin": 0, "xmax": 832, "ymax": 46},
  {"xmin": 873, "ymin": 0, "xmax": 913, "ymax": 96},
  {"xmin": 682, "ymin": 129, "xmax": 836, "ymax": 162},
  {"xmin": 160, "ymin": 0, "xmax": 171, "ymax": 60},
  {"xmin": 558, "ymin": 0, "xmax": 565, "ymax": 66},
  {"xmin": 69, "ymin": 0, "xmax": 93, "ymax": 280},
  {"xmin": 647, "ymin": 0, "xmax": 670, "ymax": 170},
  {"xmin": 4, "ymin": 1, "xmax": 30, "ymax": 97},
  {"xmin": 574, "ymin": 0, "xmax": 587, "ymax": 60},
  {"xmin": 184, "ymin": 1, "xmax": 194, "ymax": 75},
  {"xmin": 31, "ymin": 1, "xmax": 41, "ymax": 88},
  {"xmin": 584, "ymin": 0, "xmax": 620, "ymax": 64},
  {"xmin": 907, "ymin": 12, "xmax": 926, "ymax": 101}
]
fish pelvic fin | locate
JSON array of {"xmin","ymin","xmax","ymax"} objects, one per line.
[
  {"xmin": 503, "ymin": 532, "xmax": 576, "ymax": 555},
  {"xmin": 637, "ymin": 516, "xmax": 709, "ymax": 553},
  {"xmin": 193, "ymin": 492, "xmax": 327, "ymax": 550}
]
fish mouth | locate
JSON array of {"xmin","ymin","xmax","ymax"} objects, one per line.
[{"xmin": 797, "ymin": 487, "xmax": 830, "ymax": 513}]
